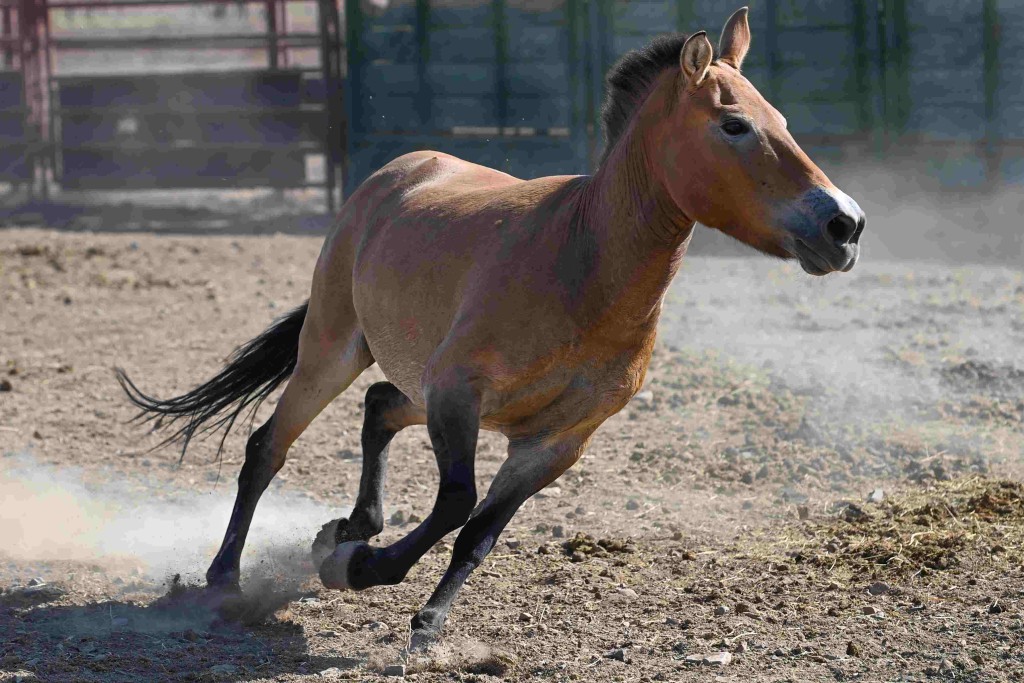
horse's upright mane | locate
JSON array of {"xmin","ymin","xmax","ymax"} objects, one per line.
[{"xmin": 599, "ymin": 33, "xmax": 689, "ymax": 165}]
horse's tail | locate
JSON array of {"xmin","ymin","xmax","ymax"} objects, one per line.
[{"xmin": 115, "ymin": 300, "xmax": 309, "ymax": 458}]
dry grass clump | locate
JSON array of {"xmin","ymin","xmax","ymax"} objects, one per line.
[{"xmin": 792, "ymin": 479, "xmax": 1024, "ymax": 577}]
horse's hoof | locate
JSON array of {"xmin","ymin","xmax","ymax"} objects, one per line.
[
  {"xmin": 409, "ymin": 626, "xmax": 441, "ymax": 652},
  {"xmin": 319, "ymin": 540, "xmax": 371, "ymax": 590},
  {"xmin": 311, "ymin": 519, "xmax": 340, "ymax": 568}
]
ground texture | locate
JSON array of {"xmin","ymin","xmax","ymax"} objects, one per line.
[{"xmin": 1, "ymin": 228, "xmax": 1023, "ymax": 682}]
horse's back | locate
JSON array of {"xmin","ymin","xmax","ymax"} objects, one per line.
[{"xmin": 312, "ymin": 151, "xmax": 583, "ymax": 406}]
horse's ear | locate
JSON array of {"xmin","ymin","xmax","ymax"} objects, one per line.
[
  {"xmin": 680, "ymin": 32, "xmax": 713, "ymax": 86},
  {"xmin": 718, "ymin": 7, "xmax": 751, "ymax": 69}
]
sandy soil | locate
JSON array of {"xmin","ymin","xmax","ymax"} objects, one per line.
[{"xmin": 1, "ymin": 227, "xmax": 1023, "ymax": 682}]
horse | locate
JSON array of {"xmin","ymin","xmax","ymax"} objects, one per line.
[{"xmin": 117, "ymin": 7, "xmax": 865, "ymax": 650}]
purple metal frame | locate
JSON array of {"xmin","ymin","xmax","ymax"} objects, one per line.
[{"xmin": 5, "ymin": 0, "xmax": 343, "ymax": 209}]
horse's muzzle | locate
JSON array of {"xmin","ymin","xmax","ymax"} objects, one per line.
[{"xmin": 782, "ymin": 186, "xmax": 865, "ymax": 276}]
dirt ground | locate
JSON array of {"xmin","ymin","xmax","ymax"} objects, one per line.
[{"xmin": 1, "ymin": 227, "xmax": 1023, "ymax": 682}]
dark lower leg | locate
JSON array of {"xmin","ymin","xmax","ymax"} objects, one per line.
[
  {"xmin": 206, "ymin": 420, "xmax": 278, "ymax": 587},
  {"xmin": 313, "ymin": 383, "xmax": 418, "ymax": 564},
  {"xmin": 341, "ymin": 382, "xmax": 409, "ymax": 539},
  {"xmin": 319, "ymin": 384, "xmax": 479, "ymax": 590},
  {"xmin": 409, "ymin": 492, "xmax": 523, "ymax": 647},
  {"xmin": 407, "ymin": 433, "xmax": 590, "ymax": 648}
]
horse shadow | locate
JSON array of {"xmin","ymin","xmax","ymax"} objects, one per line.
[{"xmin": 0, "ymin": 581, "xmax": 370, "ymax": 682}]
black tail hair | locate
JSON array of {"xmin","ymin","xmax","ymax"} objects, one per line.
[{"xmin": 115, "ymin": 301, "xmax": 309, "ymax": 459}]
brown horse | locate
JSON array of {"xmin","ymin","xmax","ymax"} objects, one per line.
[{"xmin": 118, "ymin": 8, "xmax": 864, "ymax": 649}]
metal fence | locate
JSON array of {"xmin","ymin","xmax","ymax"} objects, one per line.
[
  {"xmin": 3, "ymin": 0, "xmax": 344, "ymax": 209},
  {"xmin": 344, "ymin": 0, "xmax": 1024, "ymax": 194},
  {"xmin": 3, "ymin": 1, "xmax": 1022, "ymax": 208}
]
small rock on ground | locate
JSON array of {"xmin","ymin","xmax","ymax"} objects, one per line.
[
  {"xmin": 383, "ymin": 664, "xmax": 406, "ymax": 677},
  {"xmin": 604, "ymin": 648, "xmax": 628, "ymax": 662},
  {"xmin": 685, "ymin": 652, "xmax": 732, "ymax": 666},
  {"xmin": 868, "ymin": 581, "xmax": 890, "ymax": 596}
]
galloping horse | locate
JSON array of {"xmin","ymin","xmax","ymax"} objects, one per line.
[{"xmin": 118, "ymin": 8, "xmax": 865, "ymax": 649}]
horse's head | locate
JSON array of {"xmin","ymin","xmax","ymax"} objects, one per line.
[{"xmin": 656, "ymin": 8, "xmax": 865, "ymax": 275}]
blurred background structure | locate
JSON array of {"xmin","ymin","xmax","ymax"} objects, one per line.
[{"xmin": 0, "ymin": 1, "xmax": 1022, "ymax": 259}]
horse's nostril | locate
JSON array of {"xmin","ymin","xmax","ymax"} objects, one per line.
[{"xmin": 825, "ymin": 214, "xmax": 858, "ymax": 246}]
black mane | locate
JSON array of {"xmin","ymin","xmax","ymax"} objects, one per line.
[{"xmin": 599, "ymin": 33, "xmax": 689, "ymax": 165}]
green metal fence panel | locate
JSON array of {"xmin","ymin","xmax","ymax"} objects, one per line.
[
  {"xmin": 345, "ymin": 0, "xmax": 587, "ymax": 194},
  {"xmin": 343, "ymin": 0, "xmax": 1024, "ymax": 194}
]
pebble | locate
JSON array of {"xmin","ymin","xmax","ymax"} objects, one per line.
[
  {"xmin": 317, "ymin": 630, "xmax": 340, "ymax": 637},
  {"xmin": 868, "ymin": 581, "xmax": 890, "ymax": 596},
  {"xmin": 714, "ymin": 605, "xmax": 729, "ymax": 616},
  {"xmin": 318, "ymin": 667, "xmax": 342, "ymax": 679},
  {"xmin": 505, "ymin": 538, "xmax": 521, "ymax": 549},
  {"xmin": 604, "ymin": 648, "xmax": 628, "ymax": 661},
  {"xmin": 988, "ymin": 600, "xmax": 1004, "ymax": 614},
  {"xmin": 685, "ymin": 652, "xmax": 732, "ymax": 666},
  {"xmin": 519, "ymin": 611, "xmax": 533, "ymax": 622},
  {"xmin": 27, "ymin": 578, "xmax": 45, "ymax": 587},
  {"xmin": 867, "ymin": 488, "xmax": 885, "ymax": 503},
  {"xmin": 625, "ymin": 499, "xmax": 640, "ymax": 510},
  {"xmin": 552, "ymin": 525, "xmax": 565, "ymax": 538},
  {"xmin": 209, "ymin": 664, "xmax": 238, "ymax": 675},
  {"xmin": 366, "ymin": 621, "xmax": 389, "ymax": 631},
  {"xmin": 383, "ymin": 664, "xmax": 406, "ymax": 677},
  {"xmin": 846, "ymin": 641, "xmax": 860, "ymax": 657},
  {"xmin": 0, "ymin": 378, "xmax": 11, "ymax": 391},
  {"xmin": 390, "ymin": 510, "xmax": 407, "ymax": 525},
  {"xmin": 705, "ymin": 652, "xmax": 733, "ymax": 666},
  {"xmin": 616, "ymin": 587, "xmax": 639, "ymax": 600}
]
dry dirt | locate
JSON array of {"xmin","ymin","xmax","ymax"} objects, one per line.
[{"xmin": 1, "ymin": 227, "xmax": 1023, "ymax": 682}]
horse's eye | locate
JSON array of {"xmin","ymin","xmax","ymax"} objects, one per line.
[{"xmin": 721, "ymin": 119, "xmax": 749, "ymax": 136}]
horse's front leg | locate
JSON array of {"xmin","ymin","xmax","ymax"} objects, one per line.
[
  {"xmin": 409, "ymin": 430, "xmax": 592, "ymax": 649},
  {"xmin": 319, "ymin": 370, "xmax": 481, "ymax": 590}
]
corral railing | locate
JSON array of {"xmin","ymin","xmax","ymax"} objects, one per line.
[
  {"xmin": 4, "ymin": 0, "xmax": 1024, "ymax": 208},
  {"xmin": 4, "ymin": 0, "xmax": 344, "ymax": 210}
]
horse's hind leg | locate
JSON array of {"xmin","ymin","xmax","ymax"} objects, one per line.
[
  {"xmin": 206, "ymin": 325, "xmax": 373, "ymax": 589},
  {"xmin": 319, "ymin": 371, "xmax": 481, "ymax": 591},
  {"xmin": 408, "ymin": 430, "xmax": 592, "ymax": 649},
  {"xmin": 311, "ymin": 382, "xmax": 426, "ymax": 566}
]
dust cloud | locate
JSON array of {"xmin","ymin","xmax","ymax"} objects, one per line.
[{"xmin": 0, "ymin": 453, "xmax": 342, "ymax": 589}]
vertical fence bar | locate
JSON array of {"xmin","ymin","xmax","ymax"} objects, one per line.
[
  {"xmin": 982, "ymin": 0, "xmax": 999, "ymax": 188},
  {"xmin": 764, "ymin": 0, "xmax": 779, "ymax": 102},
  {"xmin": 267, "ymin": 0, "xmax": 279, "ymax": 68},
  {"xmin": 415, "ymin": 0, "xmax": 429, "ymax": 133},
  {"xmin": 343, "ymin": 0, "xmax": 362, "ymax": 197},
  {"xmin": 318, "ymin": 0, "xmax": 342, "ymax": 212},
  {"xmin": 2, "ymin": 6, "xmax": 12, "ymax": 69},
  {"xmin": 493, "ymin": 0, "xmax": 508, "ymax": 133}
]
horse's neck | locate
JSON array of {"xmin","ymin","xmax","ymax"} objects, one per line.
[{"xmin": 568, "ymin": 128, "xmax": 694, "ymax": 338}]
